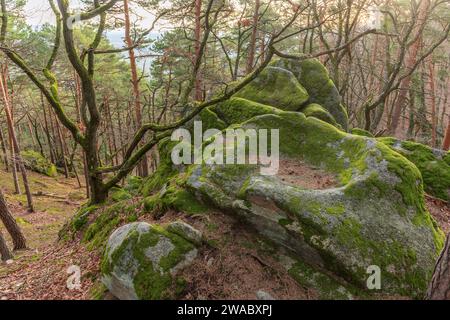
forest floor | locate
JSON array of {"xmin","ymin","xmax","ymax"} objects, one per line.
[
  {"xmin": 0, "ymin": 168, "xmax": 101, "ymax": 300},
  {"xmin": 0, "ymin": 167, "xmax": 449, "ymax": 300}
]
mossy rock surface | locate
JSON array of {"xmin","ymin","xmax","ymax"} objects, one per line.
[
  {"xmin": 234, "ymin": 66, "xmax": 309, "ymax": 111},
  {"xmin": 211, "ymin": 97, "xmax": 282, "ymax": 125},
  {"xmin": 101, "ymin": 222, "xmax": 200, "ymax": 300},
  {"xmin": 351, "ymin": 128, "xmax": 375, "ymax": 138},
  {"xmin": 279, "ymin": 254, "xmax": 357, "ymax": 300},
  {"xmin": 271, "ymin": 58, "xmax": 348, "ymax": 130},
  {"xmin": 379, "ymin": 137, "xmax": 450, "ymax": 201},
  {"xmin": 302, "ymin": 103, "xmax": 339, "ymax": 128},
  {"xmin": 185, "ymin": 112, "xmax": 442, "ymax": 298},
  {"xmin": 21, "ymin": 150, "xmax": 57, "ymax": 177}
]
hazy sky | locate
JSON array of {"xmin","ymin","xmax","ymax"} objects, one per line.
[{"xmin": 24, "ymin": 0, "xmax": 160, "ymax": 48}]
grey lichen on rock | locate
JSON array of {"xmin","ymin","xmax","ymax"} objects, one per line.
[
  {"xmin": 167, "ymin": 220, "xmax": 203, "ymax": 245},
  {"xmin": 101, "ymin": 222, "xmax": 201, "ymax": 300}
]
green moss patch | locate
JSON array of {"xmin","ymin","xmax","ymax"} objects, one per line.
[
  {"xmin": 351, "ymin": 128, "xmax": 374, "ymax": 138},
  {"xmin": 380, "ymin": 138, "xmax": 450, "ymax": 201},
  {"xmin": 271, "ymin": 58, "xmax": 348, "ymax": 130},
  {"xmin": 301, "ymin": 103, "xmax": 339, "ymax": 128},
  {"xmin": 234, "ymin": 66, "xmax": 309, "ymax": 111},
  {"xmin": 21, "ymin": 150, "xmax": 57, "ymax": 177}
]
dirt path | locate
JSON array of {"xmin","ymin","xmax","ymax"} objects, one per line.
[{"xmin": 0, "ymin": 168, "xmax": 100, "ymax": 300}]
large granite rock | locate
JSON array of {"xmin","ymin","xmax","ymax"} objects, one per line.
[{"xmin": 185, "ymin": 111, "xmax": 443, "ymax": 298}]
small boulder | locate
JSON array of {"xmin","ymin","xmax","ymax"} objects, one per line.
[
  {"xmin": 167, "ymin": 221, "xmax": 203, "ymax": 245},
  {"xmin": 256, "ymin": 290, "xmax": 276, "ymax": 300},
  {"xmin": 21, "ymin": 150, "xmax": 57, "ymax": 177},
  {"xmin": 101, "ymin": 222, "xmax": 201, "ymax": 300}
]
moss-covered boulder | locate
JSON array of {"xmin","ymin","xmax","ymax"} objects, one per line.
[
  {"xmin": 211, "ymin": 97, "xmax": 282, "ymax": 125},
  {"xmin": 234, "ymin": 66, "xmax": 309, "ymax": 111},
  {"xmin": 351, "ymin": 128, "xmax": 375, "ymax": 138},
  {"xmin": 21, "ymin": 150, "xmax": 57, "ymax": 177},
  {"xmin": 185, "ymin": 112, "xmax": 442, "ymax": 298},
  {"xmin": 302, "ymin": 103, "xmax": 339, "ymax": 128},
  {"xmin": 271, "ymin": 58, "xmax": 348, "ymax": 130},
  {"xmin": 379, "ymin": 138, "xmax": 450, "ymax": 201},
  {"xmin": 101, "ymin": 222, "xmax": 200, "ymax": 300}
]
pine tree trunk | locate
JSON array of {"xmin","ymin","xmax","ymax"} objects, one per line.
[
  {"xmin": 246, "ymin": 0, "xmax": 261, "ymax": 74},
  {"xmin": 428, "ymin": 60, "xmax": 437, "ymax": 147},
  {"xmin": 389, "ymin": 0, "xmax": 429, "ymax": 135},
  {"xmin": 0, "ymin": 189, "xmax": 26, "ymax": 250},
  {"xmin": 443, "ymin": 122, "xmax": 450, "ymax": 151},
  {"xmin": 9, "ymin": 137, "xmax": 20, "ymax": 195},
  {"xmin": 41, "ymin": 92, "xmax": 55, "ymax": 164},
  {"xmin": 0, "ymin": 228, "xmax": 12, "ymax": 261},
  {"xmin": 426, "ymin": 235, "xmax": 450, "ymax": 299},
  {"xmin": 0, "ymin": 125, "xmax": 9, "ymax": 171},
  {"xmin": 194, "ymin": 0, "xmax": 203, "ymax": 101},
  {"xmin": 123, "ymin": 0, "xmax": 149, "ymax": 177},
  {"xmin": 0, "ymin": 66, "xmax": 34, "ymax": 212},
  {"xmin": 56, "ymin": 119, "xmax": 69, "ymax": 178}
]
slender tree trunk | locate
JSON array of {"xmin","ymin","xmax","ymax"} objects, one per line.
[
  {"xmin": 0, "ymin": 125, "xmax": 9, "ymax": 171},
  {"xmin": 194, "ymin": 0, "xmax": 203, "ymax": 101},
  {"xmin": 426, "ymin": 234, "xmax": 450, "ymax": 299},
  {"xmin": 389, "ymin": 0, "xmax": 429, "ymax": 135},
  {"xmin": 443, "ymin": 122, "xmax": 450, "ymax": 151},
  {"xmin": 0, "ymin": 189, "xmax": 26, "ymax": 250},
  {"xmin": 41, "ymin": 92, "xmax": 55, "ymax": 164},
  {"xmin": 27, "ymin": 118, "xmax": 36, "ymax": 149},
  {"xmin": 123, "ymin": 0, "xmax": 149, "ymax": 177},
  {"xmin": 428, "ymin": 60, "xmax": 437, "ymax": 147},
  {"xmin": 0, "ymin": 67, "xmax": 34, "ymax": 212},
  {"xmin": 0, "ymin": 228, "xmax": 12, "ymax": 261},
  {"xmin": 9, "ymin": 134, "xmax": 20, "ymax": 195},
  {"xmin": 83, "ymin": 152, "xmax": 90, "ymax": 199},
  {"xmin": 246, "ymin": 0, "xmax": 261, "ymax": 74},
  {"xmin": 56, "ymin": 119, "xmax": 69, "ymax": 178}
]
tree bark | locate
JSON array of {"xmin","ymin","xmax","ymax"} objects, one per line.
[
  {"xmin": 443, "ymin": 122, "xmax": 450, "ymax": 151},
  {"xmin": 426, "ymin": 234, "xmax": 450, "ymax": 299},
  {"xmin": 0, "ymin": 189, "xmax": 26, "ymax": 250},
  {"xmin": 0, "ymin": 124, "xmax": 8, "ymax": 171},
  {"xmin": 0, "ymin": 228, "xmax": 12, "ymax": 261},
  {"xmin": 428, "ymin": 59, "xmax": 437, "ymax": 147}
]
